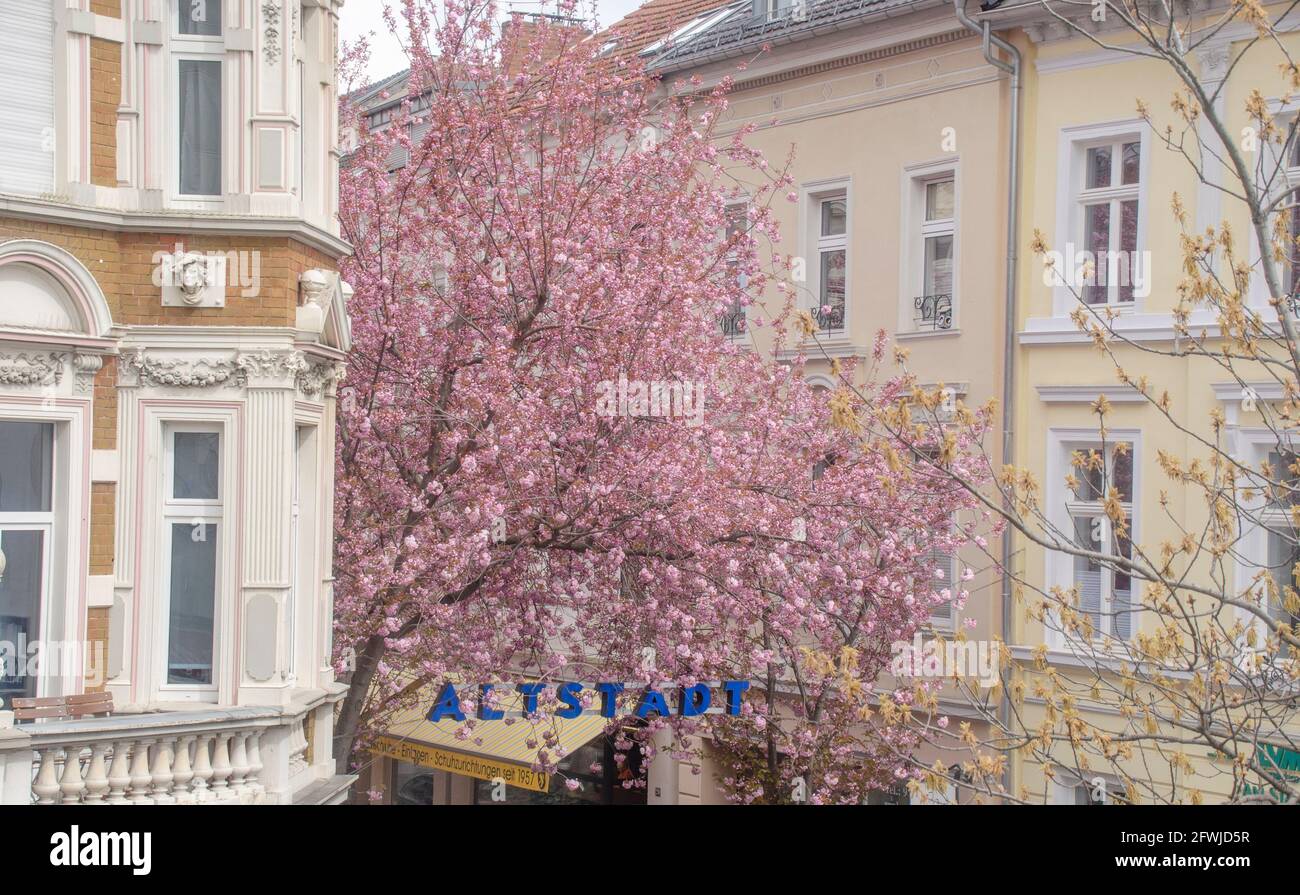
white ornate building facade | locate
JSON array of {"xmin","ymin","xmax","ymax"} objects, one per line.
[{"xmin": 0, "ymin": 0, "xmax": 354, "ymax": 804}]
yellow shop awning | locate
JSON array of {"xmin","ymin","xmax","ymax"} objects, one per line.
[{"xmin": 373, "ymin": 685, "xmax": 609, "ymax": 793}]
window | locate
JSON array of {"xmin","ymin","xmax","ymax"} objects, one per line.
[
  {"xmin": 1260, "ymin": 451, "xmax": 1300, "ymax": 654},
  {"xmin": 865, "ymin": 782, "xmax": 910, "ymax": 805},
  {"xmin": 174, "ymin": 1, "xmax": 224, "ymax": 198},
  {"xmin": 762, "ymin": 0, "xmax": 792, "ymax": 21},
  {"xmin": 1279, "ymin": 140, "xmax": 1300, "ymax": 309},
  {"xmin": 0, "ymin": 0, "xmax": 55, "ymax": 196},
  {"xmin": 915, "ymin": 178, "xmax": 955, "ymax": 331},
  {"xmin": 162, "ymin": 426, "xmax": 222, "ymax": 692},
  {"xmin": 813, "ymin": 193, "xmax": 847, "ymax": 332},
  {"xmin": 1075, "ymin": 138, "xmax": 1141, "ymax": 305},
  {"xmin": 1064, "ymin": 440, "xmax": 1134, "ymax": 641},
  {"xmin": 0, "ymin": 420, "xmax": 54, "ymax": 701},
  {"xmin": 924, "ymin": 523, "xmax": 958, "ymax": 628},
  {"xmin": 178, "ymin": 0, "xmax": 220, "ymax": 35},
  {"xmin": 720, "ymin": 203, "xmax": 748, "ymax": 338}
]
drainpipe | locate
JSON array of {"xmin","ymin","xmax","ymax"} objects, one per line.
[{"xmin": 952, "ymin": 0, "xmax": 1020, "ymax": 796}]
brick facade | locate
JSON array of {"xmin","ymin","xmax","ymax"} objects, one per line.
[
  {"xmin": 89, "ymin": 38, "xmax": 121, "ymax": 188},
  {"xmin": 0, "ymin": 218, "xmax": 337, "ymax": 326}
]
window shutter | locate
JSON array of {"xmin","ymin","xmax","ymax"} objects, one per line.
[{"xmin": 0, "ymin": 0, "xmax": 55, "ymax": 195}]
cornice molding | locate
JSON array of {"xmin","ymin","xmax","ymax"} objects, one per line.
[
  {"xmin": 730, "ymin": 29, "xmax": 972, "ymax": 93},
  {"xmin": 0, "ymin": 194, "xmax": 350, "ymax": 259}
]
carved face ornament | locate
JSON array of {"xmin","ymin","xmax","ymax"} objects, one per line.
[{"xmin": 176, "ymin": 253, "xmax": 210, "ymax": 303}]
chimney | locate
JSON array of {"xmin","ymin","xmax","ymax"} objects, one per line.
[{"xmin": 501, "ymin": 12, "xmax": 591, "ymax": 77}]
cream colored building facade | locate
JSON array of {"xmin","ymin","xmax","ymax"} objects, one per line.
[
  {"xmin": 984, "ymin": 4, "xmax": 1300, "ymax": 803},
  {"xmin": 644, "ymin": 0, "xmax": 1017, "ymax": 803}
]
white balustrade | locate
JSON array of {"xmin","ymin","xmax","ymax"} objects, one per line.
[{"xmin": 25, "ymin": 716, "xmax": 278, "ymax": 805}]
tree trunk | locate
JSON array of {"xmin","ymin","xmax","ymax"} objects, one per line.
[{"xmin": 334, "ymin": 634, "xmax": 388, "ymax": 776}]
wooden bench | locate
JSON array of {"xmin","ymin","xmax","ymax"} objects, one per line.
[{"xmin": 11, "ymin": 692, "xmax": 113, "ymax": 722}]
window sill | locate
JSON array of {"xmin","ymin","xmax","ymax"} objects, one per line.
[
  {"xmin": 1019, "ymin": 307, "xmax": 1222, "ymax": 345},
  {"xmin": 896, "ymin": 328, "xmax": 961, "ymax": 341},
  {"xmin": 777, "ymin": 334, "xmax": 869, "ymax": 361}
]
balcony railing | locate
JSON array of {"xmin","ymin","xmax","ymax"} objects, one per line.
[
  {"xmin": 719, "ymin": 307, "xmax": 746, "ymax": 338},
  {"xmin": 914, "ymin": 293, "xmax": 953, "ymax": 331},
  {"xmin": 815, "ymin": 304, "xmax": 845, "ymax": 332},
  {"xmin": 0, "ymin": 690, "xmax": 354, "ymax": 805}
]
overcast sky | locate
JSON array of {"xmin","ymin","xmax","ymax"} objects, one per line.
[{"xmin": 339, "ymin": 0, "xmax": 649, "ymax": 85}]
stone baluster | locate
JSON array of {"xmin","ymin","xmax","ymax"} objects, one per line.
[
  {"xmin": 32, "ymin": 748, "xmax": 61, "ymax": 805},
  {"xmin": 127, "ymin": 738, "xmax": 155, "ymax": 804},
  {"xmin": 58, "ymin": 747, "xmax": 87, "ymax": 804},
  {"xmin": 246, "ymin": 730, "xmax": 265, "ymax": 802},
  {"xmin": 172, "ymin": 737, "xmax": 195, "ymax": 804},
  {"xmin": 105, "ymin": 741, "xmax": 132, "ymax": 804},
  {"xmin": 150, "ymin": 737, "xmax": 177, "ymax": 804},
  {"xmin": 210, "ymin": 732, "xmax": 233, "ymax": 799},
  {"xmin": 83, "ymin": 743, "xmax": 110, "ymax": 804},
  {"xmin": 229, "ymin": 731, "xmax": 250, "ymax": 801},
  {"xmin": 191, "ymin": 734, "xmax": 215, "ymax": 802}
]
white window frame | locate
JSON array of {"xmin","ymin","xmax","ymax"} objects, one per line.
[
  {"xmin": 0, "ymin": 420, "xmax": 55, "ymax": 699},
  {"xmin": 1051, "ymin": 770, "xmax": 1127, "ymax": 805},
  {"xmin": 169, "ymin": 0, "xmax": 226, "ymax": 206},
  {"xmin": 924, "ymin": 519, "xmax": 959, "ymax": 631},
  {"xmin": 802, "ymin": 177, "xmax": 851, "ymax": 336},
  {"xmin": 0, "ymin": 397, "xmax": 90, "ymax": 699},
  {"xmin": 720, "ymin": 199, "xmax": 750, "ymax": 340},
  {"xmin": 900, "ymin": 158, "xmax": 960, "ymax": 335},
  {"xmin": 1053, "ymin": 121, "xmax": 1150, "ymax": 315},
  {"xmin": 1249, "ymin": 98, "xmax": 1300, "ymax": 311},
  {"xmin": 155, "ymin": 419, "xmax": 228, "ymax": 702},
  {"xmin": 1045, "ymin": 428, "xmax": 1141, "ymax": 649}
]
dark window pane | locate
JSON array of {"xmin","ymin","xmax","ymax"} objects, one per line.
[
  {"xmin": 1268, "ymin": 530, "xmax": 1300, "ymax": 636},
  {"xmin": 177, "ymin": 0, "xmax": 222, "ymax": 36},
  {"xmin": 820, "ymin": 198, "xmax": 846, "ymax": 237},
  {"xmin": 1111, "ymin": 443, "xmax": 1134, "ymax": 502},
  {"xmin": 1269, "ymin": 451, "xmax": 1300, "ymax": 506},
  {"xmin": 1086, "ymin": 146, "xmax": 1112, "ymax": 189},
  {"xmin": 1071, "ymin": 443, "xmax": 1131, "ymax": 502},
  {"xmin": 1121, "ymin": 141, "xmax": 1140, "ymax": 185},
  {"xmin": 925, "ymin": 180, "xmax": 954, "ymax": 221},
  {"xmin": 1072, "ymin": 515, "xmax": 1103, "ymax": 633},
  {"xmin": 1083, "ymin": 202, "xmax": 1110, "ymax": 304},
  {"xmin": 168, "ymin": 522, "xmax": 217, "ymax": 685},
  {"xmin": 924, "ymin": 234, "xmax": 953, "ymax": 296},
  {"xmin": 173, "ymin": 432, "xmax": 219, "ymax": 500},
  {"xmin": 1113, "ymin": 520, "xmax": 1133, "ymax": 639},
  {"xmin": 1117, "ymin": 199, "xmax": 1138, "ymax": 303},
  {"xmin": 819, "ymin": 249, "xmax": 845, "ymax": 329},
  {"xmin": 0, "ymin": 421, "xmax": 53, "ymax": 512},
  {"xmin": 0, "ymin": 530, "xmax": 44, "ymax": 700},
  {"xmin": 1290, "ymin": 198, "xmax": 1300, "ymax": 298},
  {"xmin": 179, "ymin": 60, "xmax": 222, "ymax": 195}
]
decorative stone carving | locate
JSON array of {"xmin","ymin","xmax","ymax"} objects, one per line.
[
  {"xmin": 123, "ymin": 349, "xmax": 243, "ymax": 389},
  {"xmin": 296, "ymin": 361, "xmax": 346, "ymax": 397},
  {"xmin": 263, "ymin": 1, "xmax": 282, "ymax": 63},
  {"xmin": 1197, "ymin": 42, "xmax": 1231, "ymax": 84},
  {"xmin": 299, "ymin": 269, "xmax": 331, "ymax": 310},
  {"xmin": 0, "ymin": 352, "xmax": 65, "ymax": 386},
  {"xmin": 73, "ymin": 353, "xmax": 104, "ymax": 394},
  {"xmin": 122, "ymin": 348, "xmax": 316, "ymax": 390},
  {"xmin": 297, "ymin": 268, "xmax": 337, "ymax": 334},
  {"xmin": 159, "ymin": 251, "xmax": 226, "ymax": 308},
  {"xmin": 237, "ymin": 348, "xmax": 310, "ymax": 388}
]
